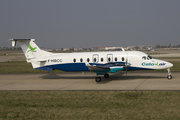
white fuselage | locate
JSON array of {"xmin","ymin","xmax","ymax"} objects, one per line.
[
  {"xmin": 9, "ymin": 39, "xmax": 174, "ymax": 80},
  {"xmin": 34, "ymin": 51, "xmax": 173, "ymax": 72}
]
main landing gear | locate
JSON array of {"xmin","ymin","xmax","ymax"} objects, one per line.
[
  {"xmin": 95, "ymin": 77, "xmax": 101, "ymax": 82},
  {"xmin": 95, "ymin": 73, "xmax": 109, "ymax": 82},
  {"xmin": 104, "ymin": 73, "xmax": 109, "ymax": 78},
  {"xmin": 167, "ymin": 68, "xmax": 172, "ymax": 80}
]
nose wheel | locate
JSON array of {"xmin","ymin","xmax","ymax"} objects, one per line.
[
  {"xmin": 167, "ymin": 68, "xmax": 172, "ymax": 80},
  {"xmin": 167, "ymin": 75, "xmax": 172, "ymax": 80}
]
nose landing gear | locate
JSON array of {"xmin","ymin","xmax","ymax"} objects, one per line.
[
  {"xmin": 167, "ymin": 75, "xmax": 172, "ymax": 79},
  {"xmin": 167, "ymin": 68, "xmax": 172, "ymax": 80}
]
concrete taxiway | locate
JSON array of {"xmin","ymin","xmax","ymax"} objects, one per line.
[{"xmin": 0, "ymin": 72, "xmax": 180, "ymax": 91}]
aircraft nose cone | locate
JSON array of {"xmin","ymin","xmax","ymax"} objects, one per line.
[{"xmin": 167, "ymin": 62, "xmax": 173, "ymax": 68}]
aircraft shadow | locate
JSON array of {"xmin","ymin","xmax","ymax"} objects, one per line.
[
  {"xmin": 40, "ymin": 72, "xmax": 166, "ymax": 84},
  {"xmin": 40, "ymin": 73, "xmax": 96, "ymax": 80},
  {"xmin": 97, "ymin": 73, "xmax": 165, "ymax": 84}
]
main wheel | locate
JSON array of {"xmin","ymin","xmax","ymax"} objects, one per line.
[
  {"xmin": 95, "ymin": 77, "xmax": 101, "ymax": 82},
  {"xmin": 104, "ymin": 73, "xmax": 109, "ymax": 78},
  {"xmin": 167, "ymin": 75, "xmax": 172, "ymax": 80}
]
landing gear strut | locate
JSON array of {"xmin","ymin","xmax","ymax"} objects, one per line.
[{"xmin": 167, "ymin": 68, "xmax": 172, "ymax": 80}]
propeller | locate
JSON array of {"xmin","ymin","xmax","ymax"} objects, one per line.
[
  {"xmin": 125, "ymin": 57, "xmax": 131, "ymax": 75},
  {"xmin": 125, "ymin": 59, "xmax": 128, "ymax": 75}
]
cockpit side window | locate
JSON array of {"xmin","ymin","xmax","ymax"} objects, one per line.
[
  {"xmin": 147, "ymin": 55, "xmax": 152, "ymax": 59},
  {"xmin": 142, "ymin": 56, "xmax": 146, "ymax": 60}
]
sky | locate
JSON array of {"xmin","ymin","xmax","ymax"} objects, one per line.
[{"xmin": 0, "ymin": 0, "xmax": 180, "ymax": 48}]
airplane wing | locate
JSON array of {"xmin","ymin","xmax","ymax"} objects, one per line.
[{"xmin": 86, "ymin": 63, "xmax": 124, "ymax": 75}]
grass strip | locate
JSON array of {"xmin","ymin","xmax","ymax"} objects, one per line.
[
  {"xmin": 0, "ymin": 61, "xmax": 61, "ymax": 73},
  {"xmin": 0, "ymin": 91, "xmax": 180, "ymax": 120}
]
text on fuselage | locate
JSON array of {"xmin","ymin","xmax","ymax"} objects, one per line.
[{"xmin": 48, "ymin": 59, "xmax": 62, "ymax": 62}]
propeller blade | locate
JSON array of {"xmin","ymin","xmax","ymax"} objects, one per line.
[
  {"xmin": 126, "ymin": 59, "xmax": 128, "ymax": 75},
  {"xmin": 126, "ymin": 68, "xmax": 127, "ymax": 75}
]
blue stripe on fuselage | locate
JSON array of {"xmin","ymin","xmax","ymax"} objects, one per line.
[
  {"xmin": 35, "ymin": 62, "xmax": 155, "ymax": 72},
  {"xmin": 47, "ymin": 63, "xmax": 89, "ymax": 71}
]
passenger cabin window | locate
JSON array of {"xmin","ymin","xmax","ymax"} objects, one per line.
[
  {"xmin": 87, "ymin": 58, "xmax": 90, "ymax": 62},
  {"xmin": 122, "ymin": 57, "xmax": 124, "ymax": 61},
  {"xmin": 115, "ymin": 57, "xmax": 117, "ymax": 61},
  {"xmin": 108, "ymin": 57, "xmax": 111, "ymax": 62},
  {"xmin": 73, "ymin": 58, "xmax": 76, "ymax": 63},
  {"xmin": 94, "ymin": 58, "xmax": 96, "ymax": 62},
  {"xmin": 80, "ymin": 58, "xmax": 83, "ymax": 62},
  {"xmin": 101, "ymin": 58, "xmax": 103, "ymax": 62},
  {"xmin": 93, "ymin": 54, "xmax": 99, "ymax": 63},
  {"xmin": 142, "ymin": 56, "xmax": 146, "ymax": 60}
]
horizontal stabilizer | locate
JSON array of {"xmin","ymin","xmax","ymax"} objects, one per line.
[
  {"xmin": 9, "ymin": 39, "xmax": 35, "ymax": 47},
  {"xmin": 28, "ymin": 58, "xmax": 47, "ymax": 62}
]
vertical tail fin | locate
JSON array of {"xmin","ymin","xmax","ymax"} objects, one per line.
[
  {"xmin": 9, "ymin": 39, "xmax": 53, "ymax": 62},
  {"xmin": 9, "ymin": 39, "xmax": 43, "ymax": 60},
  {"xmin": 9, "ymin": 39, "xmax": 53, "ymax": 72}
]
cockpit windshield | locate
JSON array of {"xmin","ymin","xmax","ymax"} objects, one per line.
[
  {"xmin": 142, "ymin": 56, "xmax": 146, "ymax": 60},
  {"xmin": 142, "ymin": 55, "xmax": 152, "ymax": 60}
]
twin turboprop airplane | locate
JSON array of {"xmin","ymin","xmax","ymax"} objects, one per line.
[{"xmin": 9, "ymin": 39, "xmax": 173, "ymax": 82}]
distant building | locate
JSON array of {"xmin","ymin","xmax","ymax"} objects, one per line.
[
  {"xmin": 63, "ymin": 48, "xmax": 70, "ymax": 51},
  {"xmin": 92, "ymin": 46, "xmax": 124, "ymax": 51},
  {"xmin": 40, "ymin": 47, "xmax": 53, "ymax": 51}
]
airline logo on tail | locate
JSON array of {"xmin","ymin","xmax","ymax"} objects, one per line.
[{"xmin": 27, "ymin": 42, "xmax": 37, "ymax": 53}]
